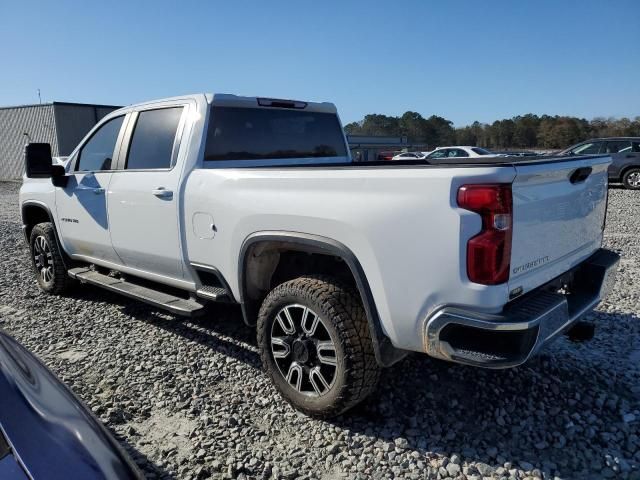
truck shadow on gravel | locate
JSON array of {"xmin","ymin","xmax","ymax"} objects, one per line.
[
  {"xmin": 327, "ymin": 311, "xmax": 640, "ymax": 478},
  {"xmin": 118, "ymin": 298, "xmax": 262, "ymax": 369},
  {"xmin": 76, "ymin": 286, "xmax": 639, "ymax": 478}
]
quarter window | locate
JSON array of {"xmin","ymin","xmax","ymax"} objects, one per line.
[
  {"xmin": 76, "ymin": 116, "xmax": 125, "ymax": 171},
  {"xmin": 126, "ymin": 107, "xmax": 184, "ymax": 170},
  {"xmin": 605, "ymin": 140, "xmax": 632, "ymax": 154}
]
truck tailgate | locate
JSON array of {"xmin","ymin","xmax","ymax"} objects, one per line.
[{"xmin": 509, "ymin": 155, "xmax": 610, "ymax": 296}]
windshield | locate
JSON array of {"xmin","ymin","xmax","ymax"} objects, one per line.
[{"xmin": 204, "ymin": 107, "xmax": 348, "ymax": 161}]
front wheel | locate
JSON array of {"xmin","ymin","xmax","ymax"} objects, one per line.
[
  {"xmin": 29, "ymin": 222, "xmax": 70, "ymax": 294},
  {"xmin": 622, "ymin": 168, "xmax": 640, "ymax": 190},
  {"xmin": 257, "ymin": 275, "xmax": 380, "ymax": 418}
]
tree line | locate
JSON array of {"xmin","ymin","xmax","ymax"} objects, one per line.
[{"xmin": 344, "ymin": 112, "xmax": 640, "ymax": 150}]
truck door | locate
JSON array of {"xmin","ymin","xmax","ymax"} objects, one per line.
[
  {"xmin": 107, "ymin": 105, "xmax": 187, "ymax": 279},
  {"xmin": 55, "ymin": 115, "xmax": 126, "ymax": 264}
]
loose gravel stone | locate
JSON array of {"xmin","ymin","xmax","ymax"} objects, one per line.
[{"xmin": 1, "ymin": 181, "xmax": 639, "ymax": 479}]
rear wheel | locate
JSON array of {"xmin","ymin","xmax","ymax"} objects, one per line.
[
  {"xmin": 29, "ymin": 222, "xmax": 70, "ymax": 294},
  {"xmin": 622, "ymin": 168, "xmax": 640, "ymax": 190},
  {"xmin": 257, "ymin": 275, "xmax": 380, "ymax": 418}
]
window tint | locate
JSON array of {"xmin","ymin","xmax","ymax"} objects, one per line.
[
  {"xmin": 570, "ymin": 142, "xmax": 603, "ymax": 155},
  {"xmin": 605, "ymin": 140, "xmax": 632, "ymax": 154},
  {"xmin": 428, "ymin": 149, "xmax": 448, "ymax": 159},
  {"xmin": 471, "ymin": 147, "xmax": 492, "ymax": 155},
  {"xmin": 126, "ymin": 107, "xmax": 183, "ymax": 170},
  {"xmin": 633, "ymin": 142, "xmax": 640, "ymax": 153},
  {"xmin": 76, "ymin": 116, "xmax": 125, "ymax": 171},
  {"xmin": 204, "ymin": 107, "xmax": 347, "ymax": 161},
  {"xmin": 448, "ymin": 149, "xmax": 469, "ymax": 158}
]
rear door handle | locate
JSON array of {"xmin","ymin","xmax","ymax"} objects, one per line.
[{"xmin": 152, "ymin": 187, "xmax": 173, "ymax": 199}]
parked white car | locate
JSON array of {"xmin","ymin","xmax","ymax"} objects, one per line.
[
  {"xmin": 20, "ymin": 93, "xmax": 619, "ymax": 418},
  {"xmin": 391, "ymin": 151, "xmax": 430, "ymax": 161},
  {"xmin": 427, "ymin": 146, "xmax": 494, "ymax": 159}
]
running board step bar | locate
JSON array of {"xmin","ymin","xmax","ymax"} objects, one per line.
[
  {"xmin": 68, "ymin": 267, "xmax": 205, "ymax": 317},
  {"xmin": 196, "ymin": 285, "xmax": 231, "ymax": 302}
]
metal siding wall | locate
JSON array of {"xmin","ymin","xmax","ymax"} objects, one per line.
[
  {"xmin": 53, "ymin": 104, "xmax": 118, "ymax": 156},
  {"xmin": 0, "ymin": 105, "xmax": 58, "ymax": 180}
]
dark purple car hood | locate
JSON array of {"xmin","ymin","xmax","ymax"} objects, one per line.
[{"xmin": 0, "ymin": 330, "xmax": 142, "ymax": 479}]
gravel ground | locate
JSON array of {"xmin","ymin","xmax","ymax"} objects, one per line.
[{"xmin": 0, "ymin": 180, "xmax": 638, "ymax": 480}]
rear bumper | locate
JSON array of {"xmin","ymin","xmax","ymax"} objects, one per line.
[{"xmin": 423, "ymin": 248, "xmax": 620, "ymax": 368}]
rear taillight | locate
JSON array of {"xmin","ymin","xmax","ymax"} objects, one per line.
[{"xmin": 457, "ymin": 184, "xmax": 513, "ymax": 285}]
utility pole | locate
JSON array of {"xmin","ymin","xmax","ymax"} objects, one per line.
[{"xmin": 37, "ymin": 89, "xmax": 41, "ymax": 104}]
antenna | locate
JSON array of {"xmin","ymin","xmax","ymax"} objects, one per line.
[{"xmin": 37, "ymin": 89, "xmax": 41, "ymax": 104}]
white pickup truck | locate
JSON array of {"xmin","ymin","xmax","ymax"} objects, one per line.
[{"xmin": 20, "ymin": 93, "xmax": 619, "ymax": 417}]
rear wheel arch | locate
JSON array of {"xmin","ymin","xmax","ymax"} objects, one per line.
[{"xmin": 238, "ymin": 232, "xmax": 407, "ymax": 367}]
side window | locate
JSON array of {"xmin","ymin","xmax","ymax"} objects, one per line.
[
  {"xmin": 76, "ymin": 116, "xmax": 125, "ymax": 171},
  {"xmin": 428, "ymin": 149, "xmax": 448, "ymax": 159},
  {"xmin": 449, "ymin": 149, "xmax": 468, "ymax": 158},
  {"xmin": 632, "ymin": 142, "xmax": 640, "ymax": 153},
  {"xmin": 571, "ymin": 142, "xmax": 603, "ymax": 155},
  {"xmin": 605, "ymin": 141, "xmax": 632, "ymax": 154},
  {"xmin": 126, "ymin": 107, "xmax": 184, "ymax": 170}
]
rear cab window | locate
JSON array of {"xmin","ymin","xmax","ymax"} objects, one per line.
[{"xmin": 204, "ymin": 106, "xmax": 348, "ymax": 166}]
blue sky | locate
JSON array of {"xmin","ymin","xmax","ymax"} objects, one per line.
[{"xmin": 1, "ymin": 0, "xmax": 638, "ymax": 126}]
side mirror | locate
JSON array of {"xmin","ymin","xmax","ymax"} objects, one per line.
[
  {"xmin": 51, "ymin": 165, "xmax": 69, "ymax": 188},
  {"xmin": 24, "ymin": 143, "xmax": 53, "ymax": 178}
]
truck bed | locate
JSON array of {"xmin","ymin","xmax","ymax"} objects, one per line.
[{"xmin": 205, "ymin": 154, "xmax": 607, "ymax": 169}]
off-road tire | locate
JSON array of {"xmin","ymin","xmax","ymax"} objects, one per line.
[
  {"xmin": 29, "ymin": 222, "xmax": 70, "ymax": 294},
  {"xmin": 257, "ymin": 275, "xmax": 380, "ymax": 418},
  {"xmin": 622, "ymin": 167, "xmax": 640, "ymax": 190}
]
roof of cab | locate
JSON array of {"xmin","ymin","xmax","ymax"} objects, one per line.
[{"xmin": 108, "ymin": 93, "xmax": 338, "ymax": 117}]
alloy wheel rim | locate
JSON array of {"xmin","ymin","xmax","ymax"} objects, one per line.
[
  {"xmin": 628, "ymin": 172, "xmax": 640, "ymax": 187},
  {"xmin": 270, "ymin": 304, "xmax": 338, "ymax": 397},
  {"xmin": 33, "ymin": 235, "xmax": 54, "ymax": 283}
]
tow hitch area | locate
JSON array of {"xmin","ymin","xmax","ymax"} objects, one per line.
[{"xmin": 565, "ymin": 321, "xmax": 595, "ymax": 342}]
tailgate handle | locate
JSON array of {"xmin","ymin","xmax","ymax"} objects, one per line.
[{"xmin": 570, "ymin": 167, "xmax": 592, "ymax": 184}]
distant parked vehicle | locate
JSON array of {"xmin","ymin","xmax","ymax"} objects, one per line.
[
  {"xmin": 391, "ymin": 151, "xmax": 429, "ymax": 160},
  {"xmin": 426, "ymin": 146, "xmax": 494, "ymax": 159},
  {"xmin": 377, "ymin": 151, "xmax": 400, "ymax": 161},
  {"xmin": 560, "ymin": 137, "xmax": 640, "ymax": 189}
]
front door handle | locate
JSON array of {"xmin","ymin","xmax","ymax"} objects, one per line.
[
  {"xmin": 93, "ymin": 187, "xmax": 105, "ymax": 195},
  {"xmin": 152, "ymin": 187, "xmax": 173, "ymax": 199}
]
